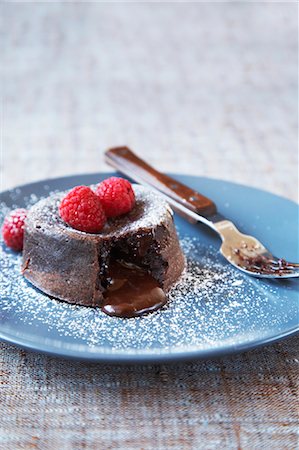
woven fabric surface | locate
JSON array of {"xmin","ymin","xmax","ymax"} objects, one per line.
[
  {"xmin": 1, "ymin": 3, "xmax": 298, "ymax": 450},
  {"xmin": 1, "ymin": 337, "xmax": 298, "ymax": 450}
]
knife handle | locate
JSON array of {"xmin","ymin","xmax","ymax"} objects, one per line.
[{"xmin": 105, "ymin": 146, "xmax": 217, "ymax": 218}]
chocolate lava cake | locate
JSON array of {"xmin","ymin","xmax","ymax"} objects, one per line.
[{"xmin": 22, "ymin": 185, "xmax": 185, "ymax": 311}]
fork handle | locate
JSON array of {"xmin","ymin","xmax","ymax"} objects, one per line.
[{"xmin": 105, "ymin": 146, "xmax": 217, "ymax": 218}]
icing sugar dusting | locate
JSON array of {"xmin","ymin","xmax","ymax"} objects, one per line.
[
  {"xmin": 0, "ymin": 187, "xmax": 297, "ymax": 356},
  {"xmin": 26, "ymin": 184, "xmax": 172, "ymax": 238},
  {"xmin": 0, "ymin": 239, "xmax": 296, "ymax": 354}
]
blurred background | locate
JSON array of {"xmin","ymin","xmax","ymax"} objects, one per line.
[{"xmin": 2, "ymin": 2, "xmax": 298, "ymax": 201}]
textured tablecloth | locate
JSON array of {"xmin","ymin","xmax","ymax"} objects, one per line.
[{"xmin": 1, "ymin": 3, "xmax": 298, "ymax": 449}]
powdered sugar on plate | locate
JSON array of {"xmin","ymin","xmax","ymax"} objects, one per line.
[
  {"xmin": 0, "ymin": 235, "xmax": 296, "ymax": 353},
  {"xmin": 0, "ymin": 183, "xmax": 298, "ymax": 357}
]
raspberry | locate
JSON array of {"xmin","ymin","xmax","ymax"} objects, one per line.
[
  {"xmin": 2, "ymin": 208, "xmax": 27, "ymax": 251},
  {"xmin": 59, "ymin": 186, "xmax": 106, "ymax": 233},
  {"xmin": 95, "ymin": 177, "xmax": 135, "ymax": 218}
]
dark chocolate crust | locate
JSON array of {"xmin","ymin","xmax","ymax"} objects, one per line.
[{"xmin": 22, "ymin": 185, "xmax": 185, "ymax": 307}]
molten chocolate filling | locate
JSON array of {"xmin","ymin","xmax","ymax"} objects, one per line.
[{"xmin": 102, "ymin": 260, "xmax": 166, "ymax": 318}]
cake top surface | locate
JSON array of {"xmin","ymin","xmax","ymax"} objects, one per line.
[{"xmin": 26, "ymin": 184, "xmax": 173, "ymax": 239}]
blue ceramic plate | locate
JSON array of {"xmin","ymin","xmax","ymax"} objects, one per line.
[{"xmin": 0, "ymin": 173, "xmax": 298, "ymax": 363}]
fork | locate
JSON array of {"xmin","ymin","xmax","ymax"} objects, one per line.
[{"xmin": 105, "ymin": 146, "xmax": 299, "ymax": 279}]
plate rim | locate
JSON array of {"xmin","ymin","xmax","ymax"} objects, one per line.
[
  {"xmin": 1, "ymin": 171, "xmax": 298, "ymax": 208},
  {"xmin": 1, "ymin": 327, "xmax": 299, "ymax": 363},
  {"xmin": 1, "ymin": 172, "xmax": 298, "ymax": 363}
]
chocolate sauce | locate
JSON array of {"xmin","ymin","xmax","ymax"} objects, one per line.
[
  {"xmin": 234, "ymin": 248, "xmax": 290, "ymax": 275},
  {"xmin": 102, "ymin": 261, "xmax": 166, "ymax": 318}
]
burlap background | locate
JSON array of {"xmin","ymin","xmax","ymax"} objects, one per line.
[{"xmin": 1, "ymin": 3, "xmax": 298, "ymax": 449}]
